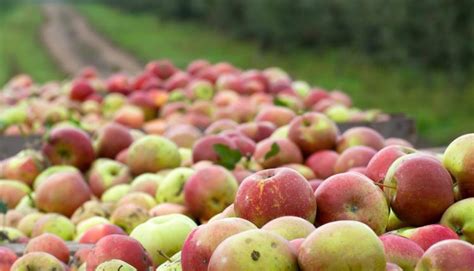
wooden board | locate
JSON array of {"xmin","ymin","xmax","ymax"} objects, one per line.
[{"xmin": 2, "ymin": 241, "xmax": 94, "ymax": 256}]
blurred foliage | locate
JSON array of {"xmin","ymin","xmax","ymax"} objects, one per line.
[
  {"xmin": 78, "ymin": 4, "xmax": 474, "ymax": 145},
  {"xmin": 0, "ymin": 3, "xmax": 63, "ymax": 85},
  {"xmin": 90, "ymin": 0, "xmax": 474, "ymax": 81}
]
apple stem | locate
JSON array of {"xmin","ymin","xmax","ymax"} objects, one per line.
[
  {"xmin": 374, "ymin": 182, "xmax": 396, "ymax": 190},
  {"xmin": 158, "ymin": 250, "xmax": 173, "ymax": 262}
]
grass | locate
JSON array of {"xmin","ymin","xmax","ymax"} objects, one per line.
[
  {"xmin": 79, "ymin": 4, "xmax": 473, "ymax": 145},
  {"xmin": 0, "ymin": 4, "xmax": 63, "ymax": 86}
]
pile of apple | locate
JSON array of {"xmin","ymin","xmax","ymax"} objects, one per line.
[
  {"xmin": 0, "ymin": 60, "xmax": 473, "ymax": 271},
  {"xmin": 0, "ymin": 59, "xmax": 389, "ymax": 136}
]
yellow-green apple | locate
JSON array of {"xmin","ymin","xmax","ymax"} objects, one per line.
[
  {"xmin": 95, "ymin": 259, "xmax": 137, "ymax": 271},
  {"xmin": 130, "ymin": 214, "xmax": 197, "ymax": 266},
  {"xmin": 117, "ymin": 192, "xmax": 156, "ymax": 210},
  {"xmin": 102, "ymin": 93, "xmax": 127, "ymax": 117},
  {"xmin": 234, "ymin": 168, "xmax": 316, "ymax": 227},
  {"xmin": 398, "ymin": 224, "xmax": 459, "ymax": 251},
  {"xmin": 324, "ymin": 104, "xmax": 351, "ymax": 122},
  {"xmin": 0, "ymin": 226, "xmax": 25, "ymax": 244},
  {"xmin": 255, "ymin": 106, "xmax": 296, "ymax": 127},
  {"xmin": 31, "ymin": 213, "xmax": 75, "ymax": 240},
  {"xmin": 179, "ymin": 148, "xmax": 192, "ymax": 167},
  {"xmin": 156, "ymin": 167, "xmax": 194, "ymax": 204},
  {"xmin": 101, "ymin": 184, "xmax": 131, "ymax": 203},
  {"xmin": 337, "ymin": 127, "xmax": 385, "ymax": 153},
  {"xmin": 94, "ymin": 122, "xmax": 133, "ymax": 159},
  {"xmin": 25, "ymin": 233, "xmax": 70, "ymax": 263},
  {"xmin": 187, "ymin": 80, "xmax": 215, "ymax": 100},
  {"xmin": 181, "ymin": 218, "xmax": 258, "ymax": 271},
  {"xmin": 209, "ymin": 203, "xmax": 236, "ymax": 222},
  {"xmin": 315, "ymin": 172, "xmax": 389, "ymax": 234},
  {"xmin": 33, "ymin": 165, "xmax": 79, "ymax": 189},
  {"xmin": 127, "ymin": 135, "xmax": 181, "ymax": 175},
  {"xmin": 379, "ymin": 234, "xmax": 423, "ymax": 270},
  {"xmin": 237, "ymin": 121, "xmax": 276, "ymax": 142},
  {"xmin": 42, "ymin": 126, "xmax": 95, "ymax": 171},
  {"xmin": 384, "ymin": 154, "xmax": 454, "ymax": 226},
  {"xmin": 163, "ymin": 124, "xmax": 202, "ymax": 149},
  {"xmin": 156, "ymin": 252, "xmax": 181, "ymax": 271},
  {"xmin": 334, "ymin": 146, "xmax": 377, "ymax": 173},
  {"xmin": 441, "ymin": 198, "xmax": 474, "ymax": 243},
  {"xmin": 262, "ymin": 216, "xmax": 316, "ymax": 240},
  {"xmin": 71, "ymin": 200, "xmax": 112, "ymax": 224},
  {"xmin": 2, "ymin": 149, "xmax": 45, "ymax": 186},
  {"xmin": 443, "ymin": 133, "xmax": 474, "ymax": 198},
  {"xmin": 0, "ymin": 179, "xmax": 31, "ymax": 208},
  {"xmin": 191, "ymin": 134, "xmax": 237, "ymax": 163},
  {"xmin": 130, "ymin": 173, "xmax": 162, "ymax": 196},
  {"xmin": 86, "ymin": 234, "xmax": 152, "ymax": 271},
  {"xmin": 288, "ymin": 112, "xmax": 339, "ymax": 155},
  {"xmin": 415, "ymin": 240, "xmax": 474, "ymax": 270},
  {"xmin": 387, "ymin": 209, "xmax": 410, "ymax": 231},
  {"xmin": 298, "ymin": 220, "xmax": 386, "ymax": 271},
  {"xmin": 10, "ymin": 252, "xmax": 66, "ymax": 271},
  {"xmin": 184, "ymin": 165, "xmax": 238, "ymax": 221},
  {"xmin": 88, "ymin": 158, "xmax": 131, "ymax": 197},
  {"xmin": 35, "ymin": 171, "xmax": 91, "ymax": 217},
  {"xmin": 17, "ymin": 212, "xmax": 44, "ymax": 237},
  {"xmin": 305, "ymin": 150, "xmax": 339, "ymax": 179},
  {"xmin": 79, "ymin": 223, "xmax": 126, "ymax": 244},
  {"xmin": 110, "ymin": 203, "xmax": 149, "ymax": 234},
  {"xmin": 366, "ymin": 145, "xmax": 415, "ymax": 183},
  {"xmin": 270, "ymin": 125, "xmax": 290, "ymax": 139},
  {"xmin": 253, "ymin": 138, "xmax": 303, "ymax": 169},
  {"xmin": 149, "ymin": 203, "xmax": 190, "ymax": 217},
  {"xmin": 0, "ymin": 247, "xmax": 17, "ymax": 270},
  {"xmin": 208, "ymin": 229, "xmax": 298, "ymax": 271}
]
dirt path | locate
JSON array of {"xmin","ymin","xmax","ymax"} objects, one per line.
[{"xmin": 41, "ymin": 3, "xmax": 142, "ymax": 77}]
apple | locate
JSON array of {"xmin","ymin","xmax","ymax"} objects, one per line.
[
  {"xmin": 106, "ymin": 73, "xmax": 131, "ymax": 94},
  {"xmin": 334, "ymin": 146, "xmax": 377, "ymax": 173},
  {"xmin": 379, "ymin": 234, "xmax": 423, "ymax": 271},
  {"xmin": 366, "ymin": 145, "xmax": 415, "ymax": 183},
  {"xmin": 208, "ymin": 229, "xmax": 298, "ymax": 271},
  {"xmin": 385, "ymin": 137, "xmax": 413, "ymax": 148},
  {"xmin": 181, "ymin": 217, "xmax": 257, "ymax": 271},
  {"xmin": 415, "ymin": 240, "xmax": 474, "ymax": 270},
  {"xmin": 164, "ymin": 72, "xmax": 191, "ymax": 91},
  {"xmin": 101, "ymin": 184, "xmax": 131, "ymax": 203},
  {"xmin": 146, "ymin": 59, "xmax": 177, "ymax": 79},
  {"xmin": 130, "ymin": 214, "xmax": 197, "ymax": 266},
  {"xmin": 94, "ymin": 122, "xmax": 133, "ymax": 159},
  {"xmin": 282, "ymin": 164, "xmax": 315, "ymax": 180},
  {"xmin": 398, "ymin": 224, "xmax": 459, "ymax": 250},
  {"xmin": 298, "ymin": 220, "xmax": 386, "ymax": 270},
  {"xmin": 0, "ymin": 180, "xmax": 31, "ymax": 208},
  {"xmin": 130, "ymin": 173, "xmax": 162, "ymax": 196},
  {"xmin": 102, "ymin": 93, "xmax": 127, "ymax": 117},
  {"xmin": 191, "ymin": 134, "xmax": 238, "ymax": 163},
  {"xmin": 234, "ymin": 168, "xmax": 316, "ymax": 227},
  {"xmin": 253, "ymin": 138, "xmax": 303, "ymax": 169},
  {"xmin": 76, "ymin": 216, "xmax": 111, "ymax": 236},
  {"xmin": 110, "ymin": 204, "xmax": 150, "ymax": 234},
  {"xmin": 71, "ymin": 200, "xmax": 113, "ymax": 224},
  {"xmin": 237, "ymin": 121, "xmax": 276, "ymax": 142},
  {"xmin": 25, "ymin": 233, "xmax": 70, "ymax": 263},
  {"xmin": 149, "ymin": 203, "xmax": 189, "ymax": 217},
  {"xmin": 10, "ymin": 252, "xmax": 66, "ymax": 271},
  {"xmin": 113, "ymin": 105, "xmax": 145, "ymax": 129},
  {"xmin": 315, "ymin": 172, "xmax": 389, "ymax": 234},
  {"xmin": 305, "ymin": 150, "xmax": 339, "ymax": 179},
  {"xmin": 262, "ymin": 216, "xmax": 316, "ymax": 240},
  {"xmin": 79, "ymin": 223, "xmax": 126, "ymax": 244},
  {"xmin": 304, "ymin": 88, "xmax": 330, "ymax": 108},
  {"xmin": 2, "ymin": 149, "xmax": 46, "ymax": 186},
  {"xmin": 255, "ymin": 106, "xmax": 296, "ymax": 127},
  {"xmin": 384, "ymin": 153, "xmax": 454, "ymax": 226},
  {"xmin": 0, "ymin": 226, "xmax": 26, "ymax": 244},
  {"xmin": 70, "ymin": 79, "xmax": 95, "ymax": 101},
  {"xmin": 163, "ymin": 124, "xmax": 203, "ymax": 149},
  {"xmin": 127, "ymin": 135, "xmax": 181, "ymax": 175},
  {"xmin": 88, "ymin": 158, "xmax": 132, "ymax": 197},
  {"xmin": 324, "ymin": 104, "xmax": 351, "ymax": 122},
  {"xmin": 86, "ymin": 234, "xmax": 152, "ymax": 271},
  {"xmin": 156, "ymin": 167, "xmax": 194, "ymax": 204},
  {"xmin": 387, "ymin": 209, "xmax": 411, "ymax": 231},
  {"xmin": 117, "ymin": 192, "xmax": 156, "ymax": 210},
  {"xmin": 337, "ymin": 127, "xmax": 385, "ymax": 153},
  {"xmin": 35, "ymin": 171, "xmax": 91, "ymax": 217},
  {"xmin": 184, "ymin": 165, "xmax": 237, "ymax": 221},
  {"xmin": 96, "ymin": 260, "xmax": 137, "ymax": 271},
  {"xmin": 17, "ymin": 212, "xmax": 44, "ymax": 237},
  {"xmin": 187, "ymin": 59, "xmax": 211, "ymax": 75},
  {"xmin": 440, "ymin": 198, "xmax": 474, "ymax": 243},
  {"xmin": 31, "ymin": 213, "xmax": 75, "ymax": 240},
  {"xmin": 208, "ymin": 204, "xmax": 236, "ymax": 222},
  {"xmin": 443, "ymin": 133, "xmax": 474, "ymax": 198},
  {"xmin": 33, "ymin": 165, "xmax": 79, "ymax": 189},
  {"xmin": 42, "ymin": 126, "xmax": 95, "ymax": 171},
  {"xmin": 0, "ymin": 247, "xmax": 17, "ymax": 270},
  {"xmin": 386, "ymin": 263, "xmax": 403, "ymax": 271}
]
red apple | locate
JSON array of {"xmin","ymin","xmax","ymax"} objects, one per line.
[
  {"xmin": 253, "ymin": 138, "xmax": 303, "ymax": 169},
  {"xmin": 337, "ymin": 127, "xmax": 385, "ymax": 153},
  {"xmin": 334, "ymin": 146, "xmax": 377, "ymax": 173},
  {"xmin": 25, "ymin": 233, "xmax": 70, "ymax": 263}
]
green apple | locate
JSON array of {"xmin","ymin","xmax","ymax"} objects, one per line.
[
  {"xmin": 103, "ymin": 93, "xmax": 127, "ymax": 117},
  {"xmin": 178, "ymin": 148, "xmax": 192, "ymax": 167},
  {"xmin": 157, "ymin": 252, "xmax": 182, "ymax": 271},
  {"xmin": 101, "ymin": 184, "xmax": 131, "ymax": 203},
  {"xmin": 0, "ymin": 226, "xmax": 26, "ymax": 244},
  {"xmin": 17, "ymin": 212, "xmax": 43, "ymax": 237},
  {"xmin": 270, "ymin": 125, "xmax": 289, "ymax": 139},
  {"xmin": 292, "ymin": 80, "xmax": 311, "ymax": 97},
  {"xmin": 130, "ymin": 214, "xmax": 197, "ymax": 266},
  {"xmin": 10, "ymin": 252, "xmax": 66, "ymax": 270},
  {"xmin": 324, "ymin": 105, "xmax": 351, "ymax": 123},
  {"xmin": 95, "ymin": 259, "xmax": 137, "ymax": 271},
  {"xmin": 441, "ymin": 198, "xmax": 474, "ymax": 243},
  {"xmin": 31, "ymin": 214, "xmax": 75, "ymax": 240},
  {"xmin": 15, "ymin": 193, "xmax": 35, "ymax": 212},
  {"xmin": 156, "ymin": 167, "xmax": 194, "ymax": 204}
]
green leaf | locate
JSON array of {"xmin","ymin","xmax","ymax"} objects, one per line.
[
  {"xmin": 0, "ymin": 201, "xmax": 7, "ymax": 214},
  {"xmin": 213, "ymin": 144, "xmax": 242, "ymax": 170},
  {"xmin": 264, "ymin": 142, "xmax": 280, "ymax": 160}
]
